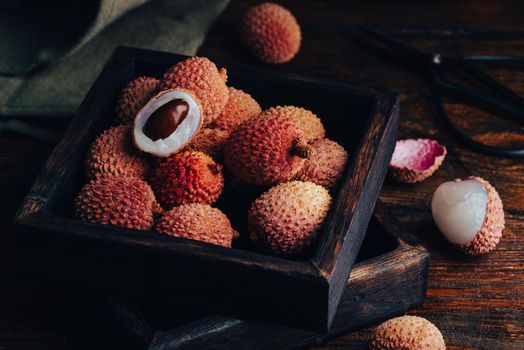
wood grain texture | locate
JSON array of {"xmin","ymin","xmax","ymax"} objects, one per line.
[
  {"xmin": 93, "ymin": 200, "xmax": 428, "ymax": 350},
  {"xmin": 0, "ymin": 0, "xmax": 522, "ymax": 349},
  {"xmin": 14, "ymin": 48, "xmax": 398, "ymax": 332},
  {"xmin": 197, "ymin": 0, "xmax": 524, "ymax": 348}
]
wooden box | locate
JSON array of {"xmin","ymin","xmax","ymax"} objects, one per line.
[
  {"xmin": 90, "ymin": 201, "xmax": 429, "ymax": 350},
  {"xmin": 15, "ymin": 47, "xmax": 399, "ymax": 332}
]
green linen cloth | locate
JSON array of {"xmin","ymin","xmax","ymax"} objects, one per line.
[{"xmin": 0, "ymin": 0, "xmax": 230, "ymax": 142}]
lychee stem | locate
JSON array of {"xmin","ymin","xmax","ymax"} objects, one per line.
[{"xmin": 292, "ymin": 139, "xmax": 313, "ymax": 158}]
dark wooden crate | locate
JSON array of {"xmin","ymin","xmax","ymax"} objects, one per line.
[
  {"xmin": 14, "ymin": 47, "xmax": 399, "ymax": 332},
  {"xmin": 90, "ymin": 200, "xmax": 428, "ymax": 350}
]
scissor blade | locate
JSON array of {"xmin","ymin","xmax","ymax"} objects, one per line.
[{"xmin": 357, "ymin": 25, "xmax": 431, "ymax": 64}]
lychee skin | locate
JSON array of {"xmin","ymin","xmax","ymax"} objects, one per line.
[
  {"xmin": 85, "ymin": 125, "xmax": 150, "ymax": 180},
  {"xmin": 457, "ymin": 176, "xmax": 505, "ymax": 255},
  {"xmin": 369, "ymin": 316, "xmax": 445, "ymax": 350},
  {"xmin": 248, "ymin": 181, "xmax": 332, "ymax": 257},
  {"xmin": 224, "ymin": 114, "xmax": 311, "ymax": 186},
  {"xmin": 149, "ymin": 150, "xmax": 224, "ymax": 209},
  {"xmin": 263, "ymin": 106, "xmax": 325, "ymax": 141},
  {"xmin": 389, "ymin": 139, "xmax": 446, "ymax": 184},
  {"xmin": 156, "ymin": 204, "xmax": 238, "ymax": 247},
  {"xmin": 241, "ymin": 3, "xmax": 301, "ymax": 64},
  {"xmin": 74, "ymin": 176, "xmax": 160, "ymax": 231},
  {"xmin": 159, "ymin": 57, "xmax": 228, "ymax": 125},
  {"xmin": 295, "ymin": 138, "xmax": 348, "ymax": 192},
  {"xmin": 186, "ymin": 128, "xmax": 230, "ymax": 160},
  {"xmin": 212, "ymin": 87, "xmax": 261, "ymax": 132},
  {"xmin": 116, "ymin": 76, "xmax": 159, "ymax": 125}
]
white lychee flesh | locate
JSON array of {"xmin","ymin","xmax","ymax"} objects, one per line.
[
  {"xmin": 431, "ymin": 179, "xmax": 487, "ymax": 245},
  {"xmin": 133, "ymin": 89, "xmax": 202, "ymax": 157}
]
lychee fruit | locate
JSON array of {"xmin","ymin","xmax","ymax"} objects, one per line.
[
  {"xmin": 212, "ymin": 87, "xmax": 261, "ymax": 132},
  {"xmin": 389, "ymin": 139, "xmax": 447, "ymax": 183},
  {"xmin": 149, "ymin": 150, "xmax": 224, "ymax": 209},
  {"xmin": 186, "ymin": 127, "xmax": 230, "ymax": 160},
  {"xmin": 369, "ymin": 315, "xmax": 445, "ymax": 350},
  {"xmin": 295, "ymin": 138, "xmax": 348, "ymax": 192},
  {"xmin": 224, "ymin": 113, "xmax": 313, "ymax": 186},
  {"xmin": 159, "ymin": 57, "xmax": 228, "ymax": 124},
  {"xmin": 115, "ymin": 76, "xmax": 159, "ymax": 125},
  {"xmin": 431, "ymin": 176, "xmax": 505, "ymax": 255},
  {"xmin": 74, "ymin": 176, "xmax": 161, "ymax": 231},
  {"xmin": 156, "ymin": 203, "xmax": 238, "ymax": 247},
  {"xmin": 241, "ymin": 3, "xmax": 301, "ymax": 64},
  {"xmin": 248, "ymin": 181, "xmax": 332, "ymax": 257},
  {"xmin": 85, "ymin": 125, "xmax": 150, "ymax": 180},
  {"xmin": 133, "ymin": 89, "xmax": 203, "ymax": 157},
  {"xmin": 262, "ymin": 106, "xmax": 325, "ymax": 141}
]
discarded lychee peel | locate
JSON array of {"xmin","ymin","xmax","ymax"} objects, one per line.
[
  {"xmin": 133, "ymin": 89, "xmax": 203, "ymax": 157},
  {"xmin": 456, "ymin": 176, "xmax": 505, "ymax": 255},
  {"xmin": 389, "ymin": 138, "xmax": 447, "ymax": 183}
]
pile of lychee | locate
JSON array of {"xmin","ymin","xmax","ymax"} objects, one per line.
[{"xmin": 73, "ymin": 56, "xmax": 348, "ymax": 258}]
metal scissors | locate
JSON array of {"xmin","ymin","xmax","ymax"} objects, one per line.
[{"xmin": 357, "ymin": 25, "xmax": 524, "ymax": 158}]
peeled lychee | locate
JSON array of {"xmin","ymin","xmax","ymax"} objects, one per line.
[
  {"xmin": 133, "ymin": 89, "xmax": 203, "ymax": 157},
  {"xmin": 248, "ymin": 181, "xmax": 332, "ymax": 257},
  {"xmin": 156, "ymin": 203, "xmax": 238, "ymax": 247},
  {"xmin": 431, "ymin": 176, "xmax": 505, "ymax": 255},
  {"xmin": 224, "ymin": 112, "xmax": 313, "ymax": 185},
  {"xmin": 149, "ymin": 150, "xmax": 224, "ymax": 209},
  {"xmin": 159, "ymin": 57, "xmax": 228, "ymax": 124},
  {"xmin": 262, "ymin": 106, "xmax": 325, "ymax": 141},
  {"xmin": 115, "ymin": 76, "xmax": 159, "ymax": 125},
  {"xmin": 74, "ymin": 176, "xmax": 160, "ymax": 231},
  {"xmin": 241, "ymin": 3, "xmax": 301, "ymax": 64},
  {"xmin": 369, "ymin": 316, "xmax": 445, "ymax": 350},
  {"xmin": 186, "ymin": 127, "xmax": 230, "ymax": 160},
  {"xmin": 389, "ymin": 139, "xmax": 446, "ymax": 183},
  {"xmin": 212, "ymin": 87, "xmax": 261, "ymax": 131},
  {"xmin": 85, "ymin": 125, "xmax": 149, "ymax": 180},
  {"xmin": 295, "ymin": 138, "xmax": 348, "ymax": 191}
]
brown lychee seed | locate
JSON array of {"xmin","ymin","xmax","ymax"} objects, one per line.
[
  {"xmin": 133, "ymin": 89, "xmax": 203, "ymax": 157},
  {"xmin": 248, "ymin": 181, "xmax": 332, "ymax": 257},
  {"xmin": 149, "ymin": 150, "xmax": 224, "ymax": 209},
  {"xmin": 432, "ymin": 176, "xmax": 505, "ymax": 255},
  {"xmin": 295, "ymin": 138, "xmax": 348, "ymax": 192},
  {"xmin": 263, "ymin": 105, "xmax": 325, "ymax": 141},
  {"xmin": 389, "ymin": 139, "xmax": 447, "ymax": 183},
  {"xmin": 212, "ymin": 87, "xmax": 261, "ymax": 131},
  {"xmin": 369, "ymin": 315, "xmax": 445, "ymax": 350},
  {"xmin": 224, "ymin": 113, "xmax": 313, "ymax": 186},
  {"xmin": 241, "ymin": 3, "xmax": 301, "ymax": 64},
  {"xmin": 74, "ymin": 176, "xmax": 161, "ymax": 231},
  {"xmin": 159, "ymin": 57, "xmax": 228, "ymax": 124},
  {"xmin": 156, "ymin": 203, "xmax": 238, "ymax": 247},
  {"xmin": 85, "ymin": 125, "xmax": 150, "ymax": 180},
  {"xmin": 115, "ymin": 76, "xmax": 159, "ymax": 125},
  {"xmin": 186, "ymin": 127, "xmax": 230, "ymax": 160}
]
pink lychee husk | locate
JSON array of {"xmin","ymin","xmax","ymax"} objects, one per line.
[
  {"xmin": 389, "ymin": 138, "xmax": 446, "ymax": 183},
  {"xmin": 456, "ymin": 176, "xmax": 505, "ymax": 255}
]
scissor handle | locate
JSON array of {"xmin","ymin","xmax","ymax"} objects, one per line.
[{"xmin": 430, "ymin": 71, "xmax": 524, "ymax": 157}]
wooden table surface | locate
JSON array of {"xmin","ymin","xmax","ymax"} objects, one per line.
[{"xmin": 1, "ymin": 0, "xmax": 523, "ymax": 349}]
